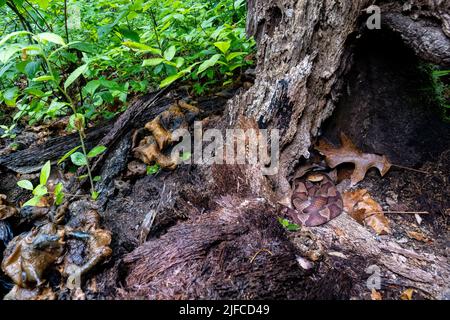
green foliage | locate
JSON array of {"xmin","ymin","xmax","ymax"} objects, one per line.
[
  {"xmin": 0, "ymin": 0, "xmax": 254, "ymax": 128},
  {"xmin": 59, "ymin": 144, "xmax": 106, "ymax": 168},
  {"xmin": 17, "ymin": 160, "xmax": 65, "ymax": 206},
  {"xmin": 278, "ymin": 217, "xmax": 301, "ymax": 232},
  {"xmin": 431, "ymin": 69, "xmax": 450, "ymax": 121},
  {"xmin": 146, "ymin": 163, "xmax": 160, "ymax": 175},
  {"xmin": 0, "ymin": 124, "xmax": 17, "ymax": 138},
  {"xmin": 2, "ymin": 0, "xmax": 254, "ymax": 199}
]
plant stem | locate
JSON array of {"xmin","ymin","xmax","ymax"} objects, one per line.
[
  {"xmin": 78, "ymin": 131, "xmax": 95, "ymax": 194},
  {"xmin": 6, "ymin": 1, "xmax": 34, "ymax": 43},
  {"xmin": 63, "ymin": 0, "xmax": 70, "ymax": 42},
  {"xmin": 391, "ymin": 164, "xmax": 430, "ymax": 175},
  {"xmin": 42, "ymin": 53, "xmax": 96, "ymax": 195}
]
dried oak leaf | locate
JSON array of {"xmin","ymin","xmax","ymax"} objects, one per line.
[
  {"xmin": 316, "ymin": 133, "xmax": 392, "ymax": 186},
  {"xmin": 371, "ymin": 289, "xmax": 383, "ymax": 300},
  {"xmin": 343, "ymin": 189, "xmax": 391, "ymax": 235},
  {"xmin": 407, "ymin": 231, "xmax": 433, "ymax": 243},
  {"xmin": 400, "ymin": 288, "xmax": 415, "ymax": 300}
]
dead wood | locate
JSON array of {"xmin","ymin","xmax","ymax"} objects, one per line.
[
  {"xmin": 113, "ymin": 0, "xmax": 450, "ymax": 301},
  {"xmin": 0, "ymin": 124, "xmax": 112, "ymax": 174}
]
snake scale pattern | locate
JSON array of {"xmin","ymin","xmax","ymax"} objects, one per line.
[{"xmin": 283, "ymin": 172, "xmax": 344, "ymax": 227}]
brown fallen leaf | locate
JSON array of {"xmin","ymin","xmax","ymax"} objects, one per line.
[
  {"xmin": 400, "ymin": 288, "xmax": 415, "ymax": 300},
  {"xmin": 407, "ymin": 231, "xmax": 433, "ymax": 243},
  {"xmin": 343, "ymin": 189, "xmax": 391, "ymax": 235},
  {"xmin": 316, "ymin": 133, "xmax": 392, "ymax": 186},
  {"xmin": 371, "ymin": 288, "xmax": 382, "ymax": 300}
]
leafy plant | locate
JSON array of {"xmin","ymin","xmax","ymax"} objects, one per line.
[
  {"xmin": 1, "ymin": 0, "xmax": 255, "ymax": 199},
  {"xmin": 17, "ymin": 160, "xmax": 65, "ymax": 207},
  {"xmin": 146, "ymin": 163, "xmax": 160, "ymax": 175},
  {"xmin": 431, "ymin": 69, "xmax": 450, "ymax": 121},
  {"xmin": 0, "ymin": 124, "xmax": 17, "ymax": 139},
  {"xmin": 278, "ymin": 217, "xmax": 300, "ymax": 232},
  {"xmin": 58, "ymin": 143, "xmax": 106, "ymax": 199}
]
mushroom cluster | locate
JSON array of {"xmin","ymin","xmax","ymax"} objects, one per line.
[
  {"xmin": 0, "ymin": 194, "xmax": 111, "ymax": 300},
  {"xmin": 133, "ymin": 100, "xmax": 200, "ymax": 170}
]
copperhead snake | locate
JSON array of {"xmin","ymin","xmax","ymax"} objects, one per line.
[{"xmin": 282, "ymin": 172, "xmax": 343, "ymax": 227}]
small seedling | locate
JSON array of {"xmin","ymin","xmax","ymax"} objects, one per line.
[
  {"xmin": 278, "ymin": 217, "xmax": 301, "ymax": 232},
  {"xmin": 146, "ymin": 164, "xmax": 160, "ymax": 175},
  {"xmin": 17, "ymin": 160, "xmax": 65, "ymax": 207}
]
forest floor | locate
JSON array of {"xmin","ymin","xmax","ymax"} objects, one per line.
[{"xmin": 0, "ymin": 31, "xmax": 449, "ymax": 301}]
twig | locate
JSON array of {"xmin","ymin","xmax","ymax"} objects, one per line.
[
  {"xmin": 382, "ymin": 211, "xmax": 430, "ymax": 215},
  {"xmin": 391, "ymin": 164, "xmax": 431, "ymax": 175},
  {"xmin": 250, "ymin": 248, "xmax": 273, "ymax": 263},
  {"xmin": 364, "ymin": 211, "xmax": 430, "ymax": 219}
]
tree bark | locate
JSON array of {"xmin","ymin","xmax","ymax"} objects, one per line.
[
  {"xmin": 227, "ymin": 0, "xmax": 450, "ymax": 194},
  {"xmin": 119, "ymin": 0, "xmax": 450, "ymax": 300}
]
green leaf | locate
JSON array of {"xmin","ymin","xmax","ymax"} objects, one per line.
[
  {"xmin": 175, "ymin": 57, "xmax": 185, "ymax": 68},
  {"xmin": 91, "ymin": 191, "xmax": 99, "ymax": 200},
  {"xmin": 142, "ymin": 58, "xmax": 164, "ymax": 67},
  {"xmin": 24, "ymin": 88, "xmax": 45, "ymax": 97},
  {"xmin": 0, "ymin": 44, "xmax": 22, "ymax": 64},
  {"xmin": 93, "ymin": 176, "xmax": 102, "ymax": 182},
  {"xmin": 118, "ymin": 28, "xmax": 140, "ymax": 42},
  {"xmin": 226, "ymin": 52, "xmax": 246, "ymax": 61},
  {"xmin": 36, "ymin": 0, "xmax": 49, "ymax": 10},
  {"xmin": 70, "ymin": 152, "xmax": 87, "ymax": 166},
  {"xmin": 197, "ymin": 54, "xmax": 222, "ymax": 75},
  {"xmin": 3, "ymin": 87, "xmax": 19, "ymax": 106},
  {"xmin": 159, "ymin": 72, "xmax": 183, "ymax": 88},
  {"xmin": 122, "ymin": 41, "xmax": 161, "ymax": 55},
  {"xmin": 54, "ymin": 182, "xmax": 64, "ymax": 205},
  {"xmin": 21, "ymin": 45, "xmax": 43, "ymax": 56},
  {"xmin": 34, "ymin": 32, "xmax": 65, "ymax": 46},
  {"xmin": 70, "ymin": 42, "xmax": 97, "ymax": 54},
  {"xmin": 433, "ymin": 70, "xmax": 450, "ymax": 78},
  {"xmin": 146, "ymin": 164, "xmax": 160, "ymax": 175},
  {"xmin": 23, "ymin": 196, "xmax": 42, "ymax": 207},
  {"xmin": 0, "ymin": 31, "xmax": 31, "ymax": 46},
  {"xmin": 32, "ymin": 75, "xmax": 55, "ymax": 82},
  {"xmin": 278, "ymin": 218, "xmax": 300, "ymax": 232},
  {"xmin": 17, "ymin": 180, "xmax": 34, "ymax": 191},
  {"xmin": 83, "ymin": 80, "xmax": 101, "ymax": 96},
  {"xmin": 24, "ymin": 61, "xmax": 40, "ymax": 78},
  {"xmin": 164, "ymin": 45, "xmax": 176, "ymax": 62},
  {"xmin": 180, "ymin": 152, "xmax": 192, "ymax": 161},
  {"xmin": 58, "ymin": 146, "xmax": 81, "ymax": 165},
  {"xmin": 54, "ymin": 182, "xmax": 63, "ymax": 195},
  {"xmin": 214, "ymin": 41, "xmax": 231, "ymax": 54},
  {"xmin": 64, "ymin": 63, "xmax": 88, "ymax": 90},
  {"xmin": 40, "ymin": 160, "xmax": 51, "ymax": 185},
  {"xmin": 87, "ymin": 145, "xmax": 107, "ymax": 158},
  {"xmin": 48, "ymin": 41, "xmax": 82, "ymax": 59},
  {"xmin": 33, "ymin": 184, "xmax": 48, "ymax": 197}
]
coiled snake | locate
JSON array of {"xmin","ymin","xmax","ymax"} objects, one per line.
[{"xmin": 282, "ymin": 172, "xmax": 343, "ymax": 227}]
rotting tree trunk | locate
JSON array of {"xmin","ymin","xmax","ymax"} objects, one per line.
[
  {"xmin": 119, "ymin": 0, "xmax": 450, "ymax": 300},
  {"xmin": 227, "ymin": 0, "xmax": 450, "ymax": 194},
  {"xmin": 227, "ymin": 0, "xmax": 373, "ymax": 195}
]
